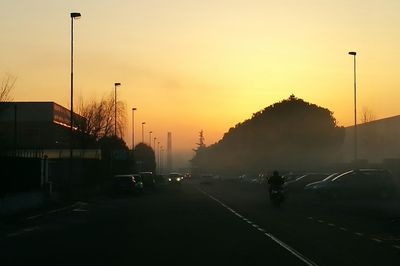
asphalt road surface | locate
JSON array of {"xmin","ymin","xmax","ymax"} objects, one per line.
[{"xmin": 1, "ymin": 178, "xmax": 400, "ymax": 266}]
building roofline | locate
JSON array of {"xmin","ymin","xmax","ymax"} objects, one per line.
[{"xmin": 345, "ymin": 114, "xmax": 400, "ymax": 128}]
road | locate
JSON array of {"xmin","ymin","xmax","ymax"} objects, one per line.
[{"xmin": 1, "ymin": 178, "xmax": 400, "ymax": 266}]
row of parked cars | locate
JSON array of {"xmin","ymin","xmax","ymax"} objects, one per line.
[
  {"xmin": 111, "ymin": 172, "xmax": 188, "ymax": 195},
  {"xmin": 284, "ymin": 169, "xmax": 399, "ymax": 200},
  {"xmin": 237, "ymin": 169, "xmax": 399, "ymax": 200}
]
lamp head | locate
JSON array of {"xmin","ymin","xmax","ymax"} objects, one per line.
[
  {"xmin": 70, "ymin": 12, "xmax": 81, "ymax": 19},
  {"xmin": 115, "ymin": 82, "xmax": 121, "ymax": 87},
  {"xmin": 348, "ymin": 51, "xmax": 357, "ymax": 56}
]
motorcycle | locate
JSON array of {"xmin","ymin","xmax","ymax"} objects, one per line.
[{"xmin": 269, "ymin": 187, "xmax": 285, "ymax": 206}]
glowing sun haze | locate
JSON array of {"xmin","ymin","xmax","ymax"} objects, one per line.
[{"xmin": 2, "ymin": 0, "xmax": 400, "ymax": 164}]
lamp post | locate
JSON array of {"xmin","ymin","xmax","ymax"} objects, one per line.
[
  {"xmin": 160, "ymin": 146, "xmax": 164, "ymax": 174},
  {"xmin": 149, "ymin": 131, "xmax": 152, "ymax": 145},
  {"xmin": 114, "ymin": 82, "xmax": 121, "ymax": 137},
  {"xmin": 157, "ymin": 141, "xmax": 160, "ymax": 168},
  {"xmin": 70, "ymin": 12, "xmax": 81, "ymax": 159},
  {"xmin": 141, "ymin": 122, "xmax": 146, "ymax": 143},
  {"xmin": 348, "ymin": 51, "xmax": 357, "ymax": 163},
  {"xmin": 132, "ymin": 107, "xmax": 137, "ymax": 149},
  {"xmin": 153, "ymin": 137, "xmax": 156, "ymax": 151}
]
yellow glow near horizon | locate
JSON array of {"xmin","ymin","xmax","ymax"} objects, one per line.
[{"xmin": 2, "ymin": 0, "xmax": 400, "ymax": 160}]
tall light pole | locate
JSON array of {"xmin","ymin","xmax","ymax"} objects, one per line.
[
  {"xmin": 160, "ymin": 146, "xmax": 164, "ymax": 174},
  {"xmin": 348, "ymin": 51, "xmax": 357, "ymax": 163},
  {"xmin": 114, "ymin": 82, "xmax": 121, "ymax": 137},
  {"xmin": 153, "ymin": 137, "xmax": 156, "ymax": 151},
  {"xmin": 132, "ymin": 107, "xmax": 137, "ymax": 149},
  {"xmin": 70, "ymin": 12, "xmax": 81, "ymax": 159},
  {"xmin": 149, "ymin": 131, "xmax": 152, "ymax": 145},
  {"xmin": 157, "ymin": 141, "xmax": 160, "ymax": 169},
  {"xmin": 141, "ymin": 122, "xmax": 146, "ymax": 143}
]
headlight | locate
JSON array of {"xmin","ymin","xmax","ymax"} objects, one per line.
[
  {"xmin": 176, "ymin": 178, "xmax": 181, "ymax": 181},
  {"xmin": 168, "ymin": 178, "xmax": 172, "ymax": 181}
]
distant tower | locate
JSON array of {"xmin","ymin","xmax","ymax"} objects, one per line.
[{"xmin": 167, "ymin": 132, "xmax": 172, "ymax": 172}]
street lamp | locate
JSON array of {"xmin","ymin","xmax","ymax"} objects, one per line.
[
  {"xmin": 149, "ymin": 131, "xmax": 152, "ymax": 145},
  {"xmin": 157, "ymin": 141, "xmax": 160, "ymax": 168},
  {"xmin": 114, "ymin": 82, "xmax": 121, "ymax": 137},
  {"xmin": 160, "ymin": 146, "xmax": 164, "ymax": 174},
  {"xmin": 132, "ymin": 107, "xmax": 137, "ymax": 149},
  {"xmin": 348, "ymin": 51, "xmax": 357, "ymax": 163},
  {"xmin": 141, "ymin": 122, "xmax": 146, "ymax": 143},
  {"xmin": 153, "ymin": 137, "xmax": 156, "ymax": 151},
  {"xmin": 70, "ymin": 12, "xmax": 81, "ymax": 159}
]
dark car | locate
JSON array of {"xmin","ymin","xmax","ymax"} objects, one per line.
[
  {"xmin": 285, "ymin": 173, "xmax": 330, "ymax": 192},
  {"xmin": 304, "ymin": 172, "xmax": 340, "ymax": 191},
  {"xmin": 139, "ymin": 172, "xmax": 156, "ymax": 189},
  {"xmin": 314, "ymin": 169, "xmax": 398, "ymax": 200},
  {"xmin": 132, "ymin": 174, "xmax": 144, "ymax": 193},
  {"xmin": 111, "ymin": 175, "xmax": 137, "ymax": 194},
  {"xmin": 282, "ymin": 173, "xmax": 303, "ymax": 183},
  {"xmin": 168, "ymin": 173, "xmax": 184, "ymax": 184}
]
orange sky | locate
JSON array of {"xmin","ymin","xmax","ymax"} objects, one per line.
[{"xmin": 2, "ymin": 1, "xmax": 400, "ymax": 166}]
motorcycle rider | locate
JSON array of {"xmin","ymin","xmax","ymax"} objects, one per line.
[{"xmin": 268, "ymin": 170, "xmax": 285, "ymax": 197}]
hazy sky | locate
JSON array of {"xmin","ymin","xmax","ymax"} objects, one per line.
[{"xmin": 2, "ymin": 0, "xmax": 400, "ymax": 162}]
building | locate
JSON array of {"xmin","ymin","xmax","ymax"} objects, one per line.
[
  {"xmin": 0, "ymin": 102, "xmax": 86, "ymax": 150},
  {"xmin": 340, "ymin": 115, "xmax": 400, "ymax": 163}
]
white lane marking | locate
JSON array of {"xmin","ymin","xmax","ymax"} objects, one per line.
[
  {"xmin": 371, "ymin": 238, "xmax": 382, "ymax": 243},
  {"xmin": 47, "ymin": 203, "xmax": 79, "ymax": 214},
  {"xmin": 354, "ymin": 232, "xmax": 364, "ymax": 237},
  {"xmin": 26, "ymin": 214, "xmax": 42, "ymax": 220},
  {"xmin": 307, "ymin": 217, "xmax": 313, "ymax": 220},
  {"xmin": 197, "ymin": 188, "xmax": 319, "ymax": 266},
  {"xmin": 72, "ymin": 208, "xmax": 88, "ymax": 212},
  {"xmin": 317, "ymin": 220, "xmax": 324, "ymax": 223},
  {"xmin": 327, "ymin": 223, "xmax": 335, "ymax": 227},
  {"xmin": 393, "ymin": 245, "xmax": 400, "ymax": 250},
  {"xmin": 7, "ymin": 227, "xmax": 39, "ymax": 238},
  {"xmin": 340, "ymin": 227, "xmax": 348, "ymax": 231}
]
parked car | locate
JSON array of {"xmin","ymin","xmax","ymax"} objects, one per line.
[
  {"xmin": 285, "ymin": 173, "xmax": 330, "ymax": 191},
  {"xmin": 282, "ymin": 173, "xmax": 303, "ymax": 183},
  {"xmin": 168, "ymin": 173, "xmax": 184, "ymax": 184},
  {"xmin": 304, "ymin": 172, "xmax": 340, "ymax": 191},
  {"xmin": 111, "ymin": 175, "xmax": 138, "ymax": 194},
  {"xmin": 313, "ymin": 169, "xmax": 398, "ymax": 200},
  {"xmin": 139, "ymin": 172, "xmax": 156, "ymax": 189},
  {"xmin": 132, "ymin": 174, "xmax": 144, "ymax": 193}
]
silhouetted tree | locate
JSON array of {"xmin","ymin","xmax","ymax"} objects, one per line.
[
  {"xmin": 98, "ymin": 135, "xmax": 129, "ymax": 161},
  {"xmin": 360, "ymin": 106, "xmax": 376, "ymax": 124},
  {"xmin": 0, "ymin": 74, "xmax": 16, "ymax": 102},
  {"xmin": 190, "ymin": 130, "xmax": 208, "ymax": 174},
  {"xmin": 134, "ymin": 143, "xmax": 156, "ymax": 173},
  {"xmin": 78, "ymin": 93, "xmax": 127, "ymax": 141},
  {"xmin": 191, "ymin": 95, "xmax": 345, "ymax": 173}
]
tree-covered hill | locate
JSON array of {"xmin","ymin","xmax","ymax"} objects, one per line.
[{"xmin": 191, "ymin": 95, "xmax": 345, "ymax": 174}]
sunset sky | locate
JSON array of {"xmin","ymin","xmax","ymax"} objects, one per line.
[{"xmin": 2, "ymin": 0, "xmax": 400, "ymax": 165}]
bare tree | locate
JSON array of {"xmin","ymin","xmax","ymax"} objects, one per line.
[
  {"xmin": 360, "ymin": 107, "xmax": 376, "ymax": 124},
  {"xmin": 78, "ymin": 93, "xmax": 127, "ymax": 140},
  {"xmin": 0, "ymin": 74, "xmax": 16, "ymax": 102}
]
